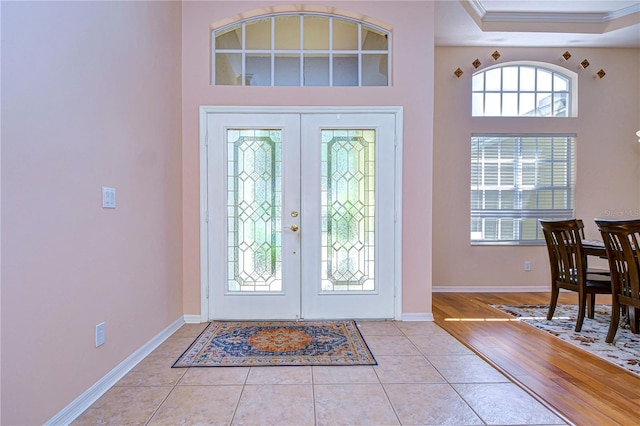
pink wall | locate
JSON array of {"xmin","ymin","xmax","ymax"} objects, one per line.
[
  {"xmin": 181, "ymin": 1, "xmax": 435, "ymax": 316},
  {"xmin": 433, "ymin": 47, "xmax": 640, "ymax": 289},
  {"xmin": 1, "ymin": 2, "xmax": 183, "ymax": 424}
]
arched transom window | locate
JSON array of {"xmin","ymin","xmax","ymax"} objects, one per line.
[
  {"xmin": 472, "ymin": 62, "xmax": 576, "ymax": 117},
  {"xmin": 212, "ymin": 14, "xmax": 391, "ymax": 87}
]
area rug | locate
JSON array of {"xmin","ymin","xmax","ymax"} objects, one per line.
[
  {"xmin": 172, "ymin": 320, "xmax": 376, "ymax": 367},
  {"xmin": 492, "ymin": 304, "xmax": 640, "ymax": 376}
]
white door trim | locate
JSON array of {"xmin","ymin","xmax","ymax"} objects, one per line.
[{"xmin": 199, "ymin": 106, "xmax": 404, "ymax": 321}]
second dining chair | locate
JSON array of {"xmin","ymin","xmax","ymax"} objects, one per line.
[
  {"xmin": 595, "ymin": 218, "xmax": 640, "ymax": 343},
  {"xmin": 540, "ymin": 219, "xmax": 612, "ymax": 332}
]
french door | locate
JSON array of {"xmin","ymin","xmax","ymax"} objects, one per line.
[{"xmin": 202, "ymin": 108, "xmax": 400, "ymax": 320}]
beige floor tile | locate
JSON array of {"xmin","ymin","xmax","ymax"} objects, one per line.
[
  {"xmin": 363, "ymin": 335, "xmax": 422, "ymax": 356},
  {"xmin": 72, "ymin": 386, "xmax": 172, "ymax": 425},
  {"xmin": 356, "ymin": 320, "xmax": 404, "ymax": 336},
  {"xmin": 384, "ymin": 383, "xmax": 484, "ymax": 425},
  {"xmin": 312, "ymin": 365, "xmax": 379, "ymax": 384},
  {"xmin": 232, "ymin": 384, "xmax": 314, "ymax": 425},
  {"xmin": 373, "ymin": 355, "xmax": 446, "ymax": 383},
  {"xmin": 148, "ymin": 385, "xmax": 243, "ymax": 425},
  {"xmin": 408, "ymin": 333, "xmax": 475, "ymax": 355},
  {"xmin": 426, "ymin": 354, "xmax": 510, "ymax": 383},
  {"xmin": 396, "ymin": 320, "xmax": 450, "ymax": 336},
  {"xmin": 170, "ymin": 323, "xmax": 209, "ymax": 339},
  {"xmin": 246, "ymin": 365, "xmax": 312, "ymax": 384},
  {"xmin": 314, "ymin": 384, "xmax": 399, "ymax": 426},
  {"xmin": 453, "ymin": 383, "xmax": 567, "ymax": 425},
  {"xmin": 116, "ymin": 353, "xmax": 187, "ymax": 387},
  {"xmin": 178, "ymin": 366, "xmax": 250, "ymax": 385}
]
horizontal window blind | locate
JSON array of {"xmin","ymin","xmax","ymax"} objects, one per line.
[{"xmin": 471, "ymin": 134, "xmax": 576, "ymax": 245}]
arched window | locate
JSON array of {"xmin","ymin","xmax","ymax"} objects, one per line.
[
  {"xmin": 472, "ymin": 62, "xmax": 576, "ymax": 117},
  {"xmin": 212, "ymin": 14, "xmax": 391, "ymax": 87}
]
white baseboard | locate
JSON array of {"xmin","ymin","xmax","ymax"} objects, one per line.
[
  {"xmin": 46, "ymin": 316, "xmax": 186, "ymax": 426},
  {"xmin": 433, "ymin": 285, "xmax": 551, "ymax": 293},
  {"xmin": 401, "ymin": 313, "xmax": 434, "ymax": 321},
  {"xmin": 183, "ymin": 314, "xmax": 203, "ymax": 324}
]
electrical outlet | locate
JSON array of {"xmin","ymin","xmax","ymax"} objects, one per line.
[
  {"xmin": 524, "ymin": 261, "xmax": 532, "ymax": 272},
  {"xmin": 102, "ymin": 187, "xmax": 116, "ymax": 209},
  {"xmin": 96, "ymin": 322, "xmax": 106, "ymax": 347}
]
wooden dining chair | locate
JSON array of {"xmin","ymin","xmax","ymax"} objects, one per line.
[
  {"xmin": 595, "ymin": 219, "xmax": 640, "ymax": 343},
  {"xmin": 576, "ymin": 218, "xmax": 610, "ymax": 276},
  {"xmin": 540, "ymin": 219, "xmax": 612, "ymax": 332}
]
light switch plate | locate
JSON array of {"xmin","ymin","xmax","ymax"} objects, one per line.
[{"xmin": 102, "ymin": 187, "xmax": 116, "ymax": 208}]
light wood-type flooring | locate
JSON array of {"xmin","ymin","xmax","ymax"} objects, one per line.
[{"xmin": 433, "ymin": 292, "xmax": 640, "ymax": 426}]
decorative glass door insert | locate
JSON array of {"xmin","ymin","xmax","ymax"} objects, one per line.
[
  {"xmin": 321, "ymin": 129, "xmax": 375, "ymax": 292},
  {"xmin": 228, "ymin": 129, "xmax": 282, "ymax": 292}
]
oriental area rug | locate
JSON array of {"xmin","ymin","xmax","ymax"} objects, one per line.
[
  {"xmin": 492, "ymin": 304, "xmax": 640, "ymax": 376},
  {"xmin": 173, "ymin": 320, "xmax": 376, "ymax": 367}
]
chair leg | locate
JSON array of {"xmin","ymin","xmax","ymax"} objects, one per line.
[
  {"xmin": 547, "ymin": 287, "xmax": 560, "ymax": 320},
  {"xmin": 606, "ymin": 301, "xmax": 621, "ymax": 343},
  {"xmin": 576, "ymin": 292, "xmax": 587, "ymax": 332},
  {"xmin": 630, "ymin": 308, "xmax": 640, "ymax": 334},
  {"xmin": 587, "ymin": 293, "xmax": 596, "ymax": 319}
]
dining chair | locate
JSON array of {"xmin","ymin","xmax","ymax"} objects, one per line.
[
  {"xmin": 595, "ymin": 219, "xmax": 640, "ymax": 343},
  {"xmin": 576, "ymin": 219, "xmax": 610, "ymax": 276},
  {"xmin": 540, "ymin": 219, "xmax": 612, "ymax": 332}
]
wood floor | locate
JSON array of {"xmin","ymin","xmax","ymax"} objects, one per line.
[{"xmin": 433, "ymin": 292, "xmax": 640, "ymax": 426}]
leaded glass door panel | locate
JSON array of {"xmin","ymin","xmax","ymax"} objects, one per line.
[{"xmin": 206, "ymin": 112, "xmax": 396, "ymax": 320}]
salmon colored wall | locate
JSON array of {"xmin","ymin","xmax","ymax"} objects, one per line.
[
  {"xmin": 1, "ymin": 2, "xmax": 183, "ymax": 424},
  {"xmin": 433, "ymin": 47, "xmax": 640, "ymax": 289},
  {"xmin": 181, "ymin": 1, "xmax": 435, "ymax": 317}
]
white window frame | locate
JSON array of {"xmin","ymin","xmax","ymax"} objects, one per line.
[
  {"xmin": 471, "ymin": 134, "xmax": 576, "ymax": 245},
  {"xmin": 472, "ymin": 61, "xmax": 578, "ymax": 117},
  {"xmin": 211, "ymin": 13, "xmax": 391, "ymax": 87}
]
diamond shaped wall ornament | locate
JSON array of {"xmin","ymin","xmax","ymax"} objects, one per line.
[
  {"xmin": 472, "ymin": 59, "xmax": 482, "ymax": 69},
  {"xmin": 580, "ymin": 59, "xmax": 590, "ymax": 69},
  {"xmin": 454, "ymin": 67, "xmax": 464, "ymax": 78},
  {"xmin": 491, "ymin": 50, "xmax": 501, "ymax": 61},
  {"xmin": 596, "ymin": 69, "xmax": 606, "ymax": 79},
  {"xmin": 562, "ymin": 51, "xmax": 572, "ymax": 61}
]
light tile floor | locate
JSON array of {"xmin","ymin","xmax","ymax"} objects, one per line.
[{"xmin": 72, "ymin": 321, "xmax": 567, "ymax": 425}]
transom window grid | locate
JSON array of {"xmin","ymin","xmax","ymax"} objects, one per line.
[
  {"xmin": 212, "ymin": 14, "xmax": 391, "ymax": 87},
  {"xmin": 471, "ymin": 134, "xmax": 576, "ymax": 245},
  {"xmin": 472, "ymin": 65, "xmax": 571, "ymax": 117}
]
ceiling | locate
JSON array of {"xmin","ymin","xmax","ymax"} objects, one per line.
[{"xmin": 435, "ymin": 0, "xmax": 640, "ymax": 47}]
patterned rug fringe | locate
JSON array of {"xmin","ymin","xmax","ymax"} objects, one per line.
[
  {"xmin": 491, "ymin": 304, "xmax": 640, "ymax": 376},
  {"xmin": 173, "ymin": 320, "xmax": 376, "ymax": 367}
]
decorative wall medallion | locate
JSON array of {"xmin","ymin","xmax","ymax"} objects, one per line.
[
  {"xmin": 491, "ymin": 50, "xmax": 501, "ymax": 61},
  {"xmin": 562, "ymin": 51, "xmax": 572, "ymax": 61},
  {"xmin": 580, "ymin": 59, "xmax": 590, "ymax": 69},
  {"xmin": 472, "ymin": 59, "xmax": 481, "ymax": 69},
  {"xmin": 454, "ymin": 67, "xmax": 464, "ymax": 78},
  {"xmin": 596, "ymin": 69, "xmax": 606, "ymax": 79}
]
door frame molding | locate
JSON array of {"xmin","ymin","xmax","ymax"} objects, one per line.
[{"xmin": 198, "ymin": 106, "xmax": 404, "ymax": 321}]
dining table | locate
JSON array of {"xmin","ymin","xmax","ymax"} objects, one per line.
[{"xmin": 582, "ymin": 239, "xmax": 607, "ymax": 258}]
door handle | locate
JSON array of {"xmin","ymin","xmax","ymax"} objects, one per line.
[{"xmin": 288, "ymin": 224, "xmax": 299, "ymax": 232}]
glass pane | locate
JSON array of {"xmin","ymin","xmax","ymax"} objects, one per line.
[
  {"xmin": 485, "ymin": 93, "xmax": 501, "ymax": 116},
  {"xmin": 554, "ymin": 74, "xmax": 568, "ymax": 91},
  {"xmin": 275, "ymin": 15, "xmax": 300, "ymax": 50},
  {"xmin": 519, "ymin": 93, "xmax": 535, "ymax": 116},
  {"xmin": 304, "ymin": 15, "xmax": 329, "ymax": 50},
  {"xmin": 215, "ymin": 53, "xmax": 241, "ymax": 85},
  {"xmin": 502, "ymin": 93, "xmax": 518, "ymax": 116},
  {"xmin": 334, "ymin": 54, "xmax": 358, "ymax": 86},
  {"xmin": 536, "ymin": 93, "xmax": 553, "ymax": 116},
  {"xmin": 246, "ymin": 54, "xmax": 271, "ymax": 86},
  {"xmin": 485, "ymin": 68, "xmax": 501, "ymax": 91},
  {"xmin": 246, "ymin": 18, "xmax": 271, "ymax": 50},
  {"xmin": 520, "ymin": 67, "xmax": 535, "ymax": 91},
  {"xmin": 304, "ymin": 54, "xmax": 329, "ymax": 86},
  {"xmin": 333, "ymin": 19, "xmax": 358, "ymax": 50},
  {"xmin": 227, "ymin": 129, "xmax": 282, "ymax": 292},
  {"xmin": 472, "ymin": 73, "xmax": 484, "ymax": 91},
  {"xmin": 216, "ymin": 25, "xmax": 241, "ymax": 49},
  {"xmin": 362, "ymin": 26, "xmax": 388, "ymax": 50},
  {"xmin": 553, "ymin": 93, "xmax": 568, "ymax": 117},
  {"xmin": 321, "ymin": 129, "xmax": 375, "ymax": 292},
  {"xmin": 537, "ymin": 69, "xmax": 552, "ymax": 91},
  {"xmin": 275, "ymin": 54, "xmax": 300, "ymax": 86},
  {"xmin": 472, "ymin": 93, "xmax": 484, "ymax": 116},
  {"xmin": 502, "ymin": 67, "xmax": 519, "ymax": 91},
  {"xmin": 362, "ymin": 54, "xmax": 388, "ymax": 86}
]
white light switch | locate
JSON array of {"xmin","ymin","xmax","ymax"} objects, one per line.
[{"xmin": 102, "ymin": 187, "xmax": 116, "ymax": 208}]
